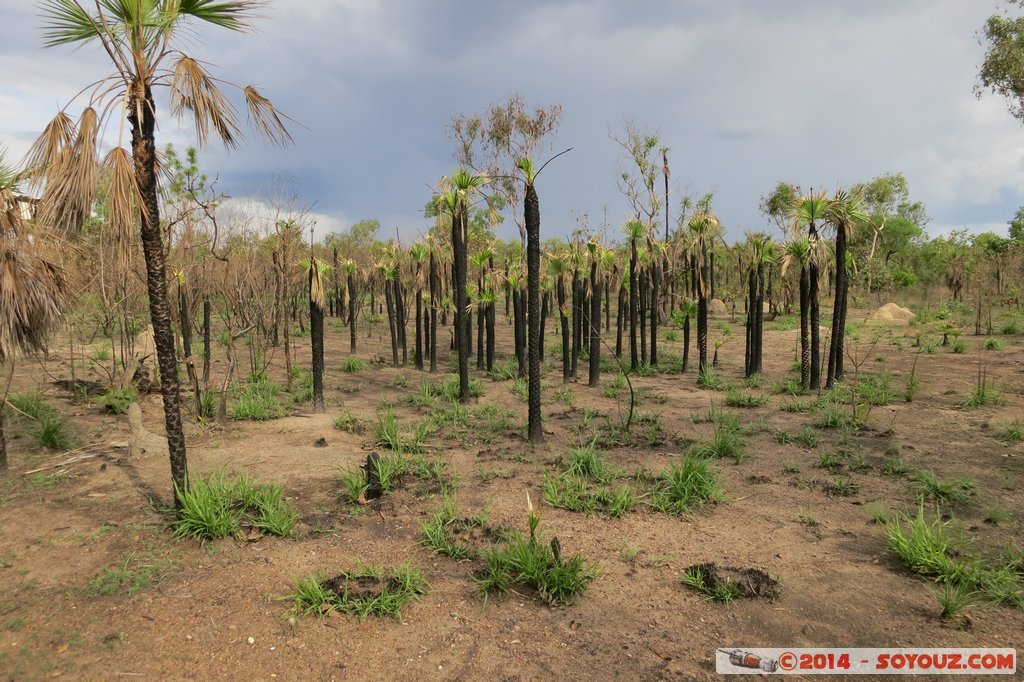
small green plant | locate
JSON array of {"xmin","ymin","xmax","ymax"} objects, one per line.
[
  {"xmin": 933, "ymin": 582, "xmax": 977, "ymax": 624},
  {"xmin": 664, "ymin": 330, "xmax": 679, "ymax": 342},
  {"xmin": 724, "ymin": 387, "xmax": 769, "ymax": 408},
  {"xmin": 648, "ymin": 456, "xmax": 723, "ymax": 514},
  {"xmin": 796, "ymin": 508, "xmax": 818, "ymax": 526},
  {"xmin": 475, "ymin": 497, "xmax": 599, "ymax": 605},
  {"xmin": 951, "ymin": 338, "xmax": 967, "ymax": 354},
  {"xmin": 881, "ymin": 449, "xmax": 909, "ymax": 477},
  {"xmin": 864, "ymin": 501, "xmax": 892, "ymax": 524},
  {"xmin": 96, "ymin": 387, "xmax": 137, "ymax": 415},
  {"xmin": 511, "ymin": 376, "xmax": 529, "ymax": 401},
  {"xmin": 231, "ymin": 374, "xmax": 286, "ymax": 420},
  {"xmin": 373, "ymin": 408, "xmax": 429, "ymax": 454},
  {"xmin": 985, "ymin": 338, "xmax": 1003, "ymax": 351},
  {"xmin": 996, "ymin": 421, "xmax": 1023, "ymax": 443},
  {"xmin": 859, "ymin": 372, "xmax": 894, "ymax": 406},
  {"xmin": 983, "ymin": 505, "xmax": 1010, "ymax": 525},
  {"xmin": 555, "ymin": 385, "xmax": 576, "ymax": 409},
  {"xmin": 565, "ymin": 441, "xmax": 614, "ymax": 484},
  {"xmin": 287, "ymin": 563, "xmax": 429, "ymax": 620},
  {"xmin": 824, "ymin": 476, "xmax": 859, "ymax": 496},
  {"xmin": 173, "ymin": 472, "xmax": 297, "ymax": 541},
  {"xmin": 775, "ymin": 427, "xmax": 821, "ymax": 449},
  {"xmin": 342, "ymin": 357, "xmax": 367, "ymax": 373},
  {"xmin": 771, "ymin": 377, "xmax": 803, "ymax": 396},
  {"xmin": 885, "ymin": 506, "xmax": 964, "ymax": 579},
  {"xmin": 697, "ymin": 365, "xmax": 722, "ymax": 390},
  {"xmin": 333, "ymin": 409, "xmax": 365, "ymax": 434},
  {"xmin": 816, "ymin": 451, "xmax": 844, "ymax": 473},
  {"xmin": 813, "ymin": 403, "xmax": 860, "ymax": 430},
  {"xmin": 903, "ymin": 358, "xmax": 920, "ymax": 402},
  {"xmin": 33, "ymin": 413, "xmax": 73, "ymax": 450},
  {"xmin": 690, "ymin": 421, "xmax": 747, "ymax": 463},
  {"xmin": 781, "ymin": 462, "xmax": 801, "ymax": 474},
  {"xmin": 88, "ymin": 551, "xmax": 175, "ymax": 597},
  {"xmin": 489, "ymin": 358, "xmax": 518, "ymax": 381},
  {"xmin": 8, "ymin": 392, "xmax": 51, "ymax": 419},
  {"xmin": 913, "ymin": 469, "xmax": 974, "ymax": 507}
]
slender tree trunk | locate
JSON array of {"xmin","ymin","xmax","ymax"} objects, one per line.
[
  {"xmin": 310, "ymin": 267, "xmax": 325, "ymax": 413},
  {"xmin": 525, "ymin": 183, "xmax": 544, "ymax": 443},
  {"xmin": 827, "ymin": 228, "xmax": 848, "ymax": 387},
  {"xmin": 745, "ymin": 267, "xmax": 755, "ymax": 377},
  {"xmin": 629, "ymin": 239, "xmax": 639, "ymax": 370},
  {"xmin": 202, "ymin": 297, "xmax": 211, "ymax": 389},
  {"xmin": 395, "ymin": 278, "xmax": 407, "ymax": 367},
  {"xmin": 0, "ymin": 411, "xmax": 6, "ymax": 473},
  {"xmin": 130, "ymin": 84, "xmax": 187, "ymax": 503},
  {"xmin": 415, "ymin": 287, "xmax": 424, "ymax": 370},
  {"xmin": 650, "ymin": 256, "xmax": 659, "ymax": 367},
  {"xmin": 272, "ymin": 250, "xmax": 282, "ymax": 347},
  {"xmin": 588, "ymin": 260, "xmax": 601, "ymax": 387},
  {"xmin": 682, "ymin": 313, "xmax": 691, "ymax": 373},
  {"xmin": 616, "ymin": 284, "xmax": 626, "ymax": 359},
  {"xmin": 385, "ymin": 279, "xmax": 399, "ymax": 367},
  {"xmin": 347, "ymin": 272, "xmax": 357, "ymax": 354},
  {"xmin": 429, "ymin": 251, "xmax": 438, "ymax": 373},
  {"xmin": 639, "ymin": 267, "xmax": 648, "ymax": 365},
  {"xmin": 558, "ymin": 277, "xmax": 570, "ymax": 382},
  {"xmin": 178, "ymin": 284, "xmax": 202, "ymax": 417},
  {"xmin": 698, "ymin": 255, "xmax": 709, "ymax": 376},
  {"xmin": 513, "ymin": 288, "xmax": 526, "ymax": 378},
  {"xmin": 476, "ymin": 294, "xmax": 485, "ymax": 370},
  {"xmin": 755, "ymin": 262, "xmax": 765, "ymax": 374},
  {"xmin": 539, "ymin": 290, "xmax": 548, "ymax": 363},
  {"xmin": 486, "ymin": 299, "xmax": 495, "ymax": 372},
  {"xmin": 800, "ymin": 266, "xmax": 810, "ymax": 390},
  {"xmin": 809, "ymin": 227, "xmax": 821, "ymax": 390},
  {"xmin": 453, "ymin": 208, "xmax": 470, "ymax": 401},
  {"xmin": 571, "ymin": 274, "xmax": 581, "ymax": 380}
]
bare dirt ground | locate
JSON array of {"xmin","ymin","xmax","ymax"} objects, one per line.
[{"xmin": 1, "ymin": 305, "xmax": 1021, "ymax": 681}]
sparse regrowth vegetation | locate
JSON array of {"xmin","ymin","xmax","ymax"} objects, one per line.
[
  {"xmin": 173, "ymin": 472, "xmax": 297, "ymax": 541},
  {"xmin": 288, "ymin": 563, "xmax": 429, "ymax": 619}
]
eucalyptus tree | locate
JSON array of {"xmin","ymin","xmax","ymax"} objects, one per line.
[
  {"xmin": 30, "ymin": 0, "xmax": 290, "ymax": 500},
  {"xmin": 825, "ymin": 190, "xmax": 867, "ymax": 387}
]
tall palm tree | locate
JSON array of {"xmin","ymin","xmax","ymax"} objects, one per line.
[
  {"xmin": 0, "ymin": 151, "xmax": 70, "ymax": 470},
  {"xmin": 624, "ymin": 220, "xmax": 645, "ymax": 371},
  {"xmin": 303, "ymin": 256, "xmax": 329, "ymax": 412},
  {"xmin": 409, "ymin": 242, "xmax": 428, "ymax": 371},
  {"xmin": 793, "ymin": 193, "xmax": 828, "ymax": 390},
  {"xmin": 782, "ymin": 238, "xmax": 812, "ymax": 390},
  {"xmin": 744, "ymin": 233, "xmax": 774, "ymax": 378},
  {"xmin": 344, "ymin": 259, "xmax": 359, "ymax": 354},
  {"xmin": 31, "ymin": 0, "xmax": 290, "ymax": 500},
  {"xmin": 441, "ymin": 170, "xmax": 486, "ymax": 403},
  {"xmin": 687, "ymin": 212, "xmax": 719, "ymax": 379},
  {"xmin": 517, "ymin": 158, "xmax": 544, "ymax": 444},
  {"xmin": 825, "ymin": 190, "xmax": 867, "ymax": 387}
]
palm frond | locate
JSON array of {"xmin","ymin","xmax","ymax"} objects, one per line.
[
  {"xmin": 103, "ymin": 146, "xmax": 141, "ymax": 271},
  {"xmin": 23, "ymin": 113, "xmax": 75, "ymax": 180},
  {"xmin": 178, "ymin": 0, "xmax": 262, "ymax": 31},
  {"xmin": 41, "ymin": 0, "xmax": 102, "ymax": 47},
  {"xmin": 243, "ymin": 86, "xmax": 293, "ymax": 147},
  {"xmin": 37, "ymin": 107, "xmax": 99, "ymax": 234},
  {"xmin": 169, "ymin": 55, "xmax": 241, "ymax": 149}
]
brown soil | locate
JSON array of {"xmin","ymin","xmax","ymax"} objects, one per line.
[{"xmin": 1, "ymin": 309, "xmax": 1022, "ymax": 681}]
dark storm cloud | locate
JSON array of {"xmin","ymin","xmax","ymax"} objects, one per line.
[{"xmin": 1, "ymin": 0, "xmax": 1021, "ymax": 241}]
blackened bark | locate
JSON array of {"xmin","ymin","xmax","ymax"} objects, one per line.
[
  {"xmin": 809, "ymin": 226, "xmax": 821, "ymax": 390},
  {"xmin": 385, "ymin": 279, "xmax": 398, "ymax": 367},
  {"xmin": 429, "ymin": 250, "xmax": 438, "ymax": 373},
  {"xmin": 800, "ymin": 266, "xmax": 810, "ymax": 390},
  {"xmin": 202, "ymin": 297, "xmax": 211, "ymax": 389},
  {"xmin": 525, "ymin": 183, "xmax": 543, "ymax": 443},
  {"xmin": 130, "ymin": 84, "xmax": 187, "ymax": 503},
  {"xmin": 649, "ymin": 257, "xmax": 659, "ymax": 367},
  {"xmin": 310, "ymin": 266, "xmax": 325, "ymax": 413},
  {"xmin": 639, "ymin": 267, "xmax": 648, "ymax": 365},
  {"xmin": 348, "ymin": 272, "xmax": 357, "ymax": 354},
  {"xmin": 558, "ymin": 277, "xmax": 570, "ymax": 382},
  {"xmin": 588, "ymin": 259, "xmax": 601, "ymax": 387},
  {"xmin": 453, "ymin": 207, "xmax": 470, "ymax": 401},
  {"xmin": 629, "ymin": 239, "xmax": 639, "ymax": 371}
]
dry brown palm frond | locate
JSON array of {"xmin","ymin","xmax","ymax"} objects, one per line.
[
  {"xmin": 22, "ymin": 112, "xmax": 75, "ymax": 182},
  {"xmin": 243, "ymin": 86, "xmax": 293, "ymax": 147},
  {"xmin": 0, "ymin": 232, "xmax": 70, "ymax": 362},
  {"xmin": 103, "ymin": 146, "xmax": 141, "ymax": 270},
  {"xmin": 37, "ymin": 107, "xmax": 99, "ymax": 234},
  {"xmin": 169, "ymin": 55, "xmax": 241, "ymax": 149},
  {"xmin": 308, "ymin": 256, "xmax": 327, "ymax": 309}
]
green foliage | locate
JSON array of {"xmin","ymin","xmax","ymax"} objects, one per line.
[
  {"xmin": 564, "ymin": 441, "xmax": 613, "ymax": 484},
  {"xmin": 933, "ymin": 582, "xmax": 978, "ymax": 623},
  {"xmin": 8, "ymin": 392, "xmax": 50, "ymax": 420},
  {"xmin": 333, "ymin": 409, "xmax": 365, "ymax": 434},
  {"xmin": 858, "ymin": 372, "xmax": 894, "ymax": 406},
  {"xmin": 342, "ymin": 357, "xmax": 367, "ymax": 373},
  {"xmin": 689, "ymin": 420, "xmax": 747, "ymax": 463},
  {"xmin": 697, "ymin": 365, "xmax": 722, "ymax": 390},
  {"xmin": 231, "ymin": 374, "xmax": 286, "ymax": 420},
  {"xmin": 771, "ymin": 377, "xmax": 803, "ymax": 396},
  {"xmin": 87, "ymin": 551, "xmax": 175, "ymax": 597},
  {"xmin": 952, "ymin": 338, "xmax": 967, "ymax": 354},
  {"xmin": 475, "ymin": 532, "xmax": 599, "ymax": 606},
  {"xmin": 913, "ymin": 469, "xmax": 975, "ymax": 507},
  {"xmin": 997, "ymin": 420, "xmax": 1023, "ymax": 443},
  {"xmin": 723, "ymin": 387, "xmax": 769, "ymax": 408},
  {"xmin": 373, "ymin": 408, "xmax": 429, "ymax": 454},
  {"xmin": 288, "ymin": 563, "xmax": 429, "ymax": 620},
  {"xmin": 647, "ymin": 456, "xmax": 723, "ymax": 515},
  {"xmin": 885, "ymin": 506, "xmax": 964, "ymax": 579},
  {"xmin": 34, "ymin": 413, "xmax": 73, "ymax": 450},
  {"xmin": 774, "ymin": 427, "xmax": 821, "ymax": 449},
  {"xmin": 173, "ymin": 472, "xmax": 297, "ymax": 541},
  {"xmin": 985, "ymin": 338, "xmax": 1003, "ymax": 351},
  {"xmin": 96, "ymin": 387, "xmax": 137, "ymax": 415}
]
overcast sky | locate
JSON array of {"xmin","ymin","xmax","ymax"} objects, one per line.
[{"xmin": 2, "ymin": 0, "xmax": 1023, "ymax": 244}]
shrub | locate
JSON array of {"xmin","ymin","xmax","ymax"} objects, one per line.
[
  {"xmin": 231, "ymin": 374, "xmax": 286, "ymax": 420},
  {"xmin": 97, "ymin": 387, "xmax": 137, "ymax": 415}
]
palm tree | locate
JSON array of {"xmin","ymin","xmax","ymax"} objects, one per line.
[
  {"xmin": 744, "ymin": 233, "xmax": 774, "ymax": 378},
  {"xmin": 343, "ymin": 259, "xmax": 359, "ymax": 354},
  {"xmin": 687, "ymin": 212, "xmax": 719, "ymax": 378},
  {"xmin": 303, "ymin": 256, "xmax": 329, "ymax": 412},
  {"xmin": 825, "ymin": 190, "xmax": 867, "ymax": 387},
  {"xmin": 517, "ymin": 158, "xmax": 544, "ymax": 444},
  {"xmin": 587, "ymin": 239, "xmax": 602, "ymax": 387},
  {"xmin": 31, "ymin": 1, "xmax": 290, "ymax": 500},
  {"xmin": 409, "ymin": 242, "xmax": 428, "ymax": 370},
  {"xmin": 793, "ymin": 193, "xmax": 828, "ymax": 390},
  {"xmin": 441, "ymin": 170, "xmax": 486, "ymax": 402},
  {"xmin": 677, "ymin": 299, "xmax": 697, "ymax": 373},
  {"xmin": 547, "ymin": 253, "xmax": 571, "ymax": 382},
  {"xmin": 624, "ymin": 220, "xmax": 645, "ymax": 371},
  {"xmin": 0, "ymin": 151, "xmax": 70, "ymax": 470},
  {"xmin": 782, "ymin": 238, "xmax": 812, "ymax": 390}
]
